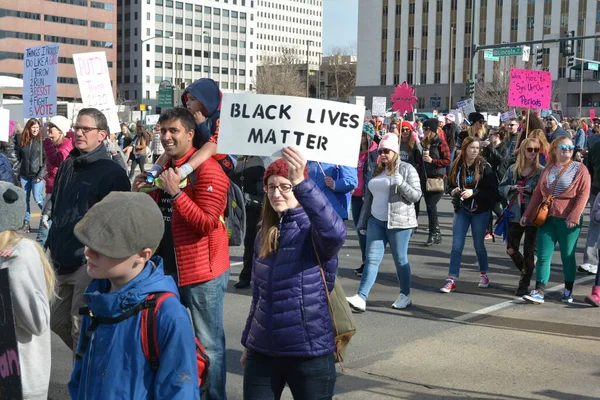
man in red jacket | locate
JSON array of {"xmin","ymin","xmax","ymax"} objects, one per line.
[{"xmin": 133, "ymin": 107, "xmax": 230, "ymax": 400}]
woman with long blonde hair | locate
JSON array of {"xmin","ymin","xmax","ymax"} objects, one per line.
[
  {"xmin": 498, "ymin": 138, "xmax": 544, "ymax": 295},
  {"xmin": 521, "ymin": 136, "xmax": 591, "ymax": 304},
  {"xmin": 515, "ymin": 128, "xmax": 549, "ymax": 165},
  {"xmin": 0, "ymin": 182, "xmax": 57, "ymax": 400}
]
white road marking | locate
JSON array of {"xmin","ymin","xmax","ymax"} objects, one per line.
[
  {"xmin": 230, "ymin": 261, "xmax": 243, "ymax": 267},
  {"xmin": 454, "ymin": 275, "xmax": 597, "ymax": 322}
]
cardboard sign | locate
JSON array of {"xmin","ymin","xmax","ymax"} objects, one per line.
[
  {"xmin": 500, "ymin": 109, "xmax": 517, "ymax": 122},
  {"xmin": 73, "ymin": 52, "xmax": 120, "ymax": 134},
  {"xmin": 217, "ymin": 93, "xmax": 365, "ymax": 167},
  {"xmin": 22, "ymin": 44, "xmax": 59, "ymax": 119},
  {"xmin": 487, "ymin": 114, "xmax": 501, "ymax": 127},
  {"xmin": 0, "ymin": 109, "xmax": 9, "ymax": 142},
  {"xmin": 508, "ymin": 68, "xmax": 552, "ymax": 110},
  {"xmin": 145, "ymin": 114, "xmax": 160, "ymax": 126},
  {"xmin": 590, "ymin": 109, "xmax": 596, "ymax": 121},
  {"xmin": 371, "ymin": 97, "xmax": 386, "ymax": 116},
  {"xmin": 0, "ymin": 269, "xmax": 23, "ymax": 399}
]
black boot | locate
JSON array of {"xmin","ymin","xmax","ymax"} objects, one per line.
[
  {"xmin": 17, "ymin": 220, "xmax": 30, "ymax": 234},
  {"xmin": 434, "ymin": 231, "xmax": 442, "ymax": 244},
  {"xmin": 515, "ymin": 257, "xmax": 534, "ymax": 296},
  {"xmin": 425, "ymin": 233, "xmax": 435, "ymax": 247}
]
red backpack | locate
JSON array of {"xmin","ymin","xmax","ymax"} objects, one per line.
[{"xmin": 77, "ymin": 292, "xmax": 209, "ymax": 392}]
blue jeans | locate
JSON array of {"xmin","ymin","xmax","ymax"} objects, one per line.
[
  {"xmin": 448, "ymin": 209, "xmax": 490, "ymax": 278},
  {"xmin": 243, "ymin": 349, "xmax": 336, "ymax": 400},
  {"xmin": 358, "ymin": 216, "xmax": 412, "ymax": 299},
  {"xmin": 351, "ymin": 196, "xmax": 366, "ymax": 264},
  {"xmin": 179, "ymin": 269, "xmax": 230, "ymax": 400},
  {"xmin": 20, "ymin": 176, "xmax": 44, "ymax": 221}
]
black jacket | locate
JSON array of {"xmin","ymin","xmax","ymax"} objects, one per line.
[
  {"xmin": 482, "ymin": 141, "xmax": 509, "ymax": 182},
  {"xmin": 15, "ymin": 135, "xmax": 46, "ymax": 179},
  {"xmin": 0, "ymin": 137, "xmax": 19, "ymax": 184},
  {"xmin": 231, "ymin": 156, "xmax": 266, "ymax": 212},
  {"xmin": 449, "ymin": 161, "xmax": 498, "ymax": 214},
  {"xmin": 46, "ymin": 144, "xmax": 131, "ymax": 274}
]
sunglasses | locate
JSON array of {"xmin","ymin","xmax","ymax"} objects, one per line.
[
  {"xmin": 379, "ymin": 149, "xmax": 393, "ymax": 155},
  {"xmin": 526, "ymin": 147, "xmax": 540, "ymax": 153},
  {"xmin": 558, "ymin": 144, "xmax": 575, "ymax": 151},
  {"xmin": 508, "ymin": 124, "xmax": 517, "ymax": 127},
  {"xmin": 401, "ymin": 128, "xmax": 411, "ymax": 132}
]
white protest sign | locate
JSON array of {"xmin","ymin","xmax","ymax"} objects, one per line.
[
  {"xmin": 500, "ymin": 109, "xmax": 518, "ymax": 122},
  {"xmin": 487, "ymin": 114, "xmax": 500, "ymax": 127},
  {"xmin": 449, "ymin": 109, "xmax": 462, "ymax": 125},
  {"xmin": 457, "ymin": 98, "xmax": 476, "ymax": 116},
  {"xmin": 218, "ymin": 93, "xmax": 365, "ymax": 167},
  {"xmin": 372, "ymin": 96, "xmax": 386, "ymax": 116},
  {"xmin": 73, "ymin": 52, "xmax": 119, "ymax": 134},
  {"xmin": 0, "ymin": 109, "xmax": 9, "ymax": 142},
  {"xmin": 145, "ymin": 114, "xmax": 160, "ymax": 125},
  {"xmin": 23, "ymin": 44, "xmax": 59, "ymax": 119}
]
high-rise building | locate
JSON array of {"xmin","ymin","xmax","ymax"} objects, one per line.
[
  {"xmin": 356, "ymin": 0, "xmax": 600, "ymax": 116},
  {"xmin": 0, "ymin": 0, "xmax": 117, "ymax": 101},
  {"xmin": 255, "ymin": 0, "xmax": 323, "ymax": 66},
  {"xmin": 117, "ymin": 0, "xmax": 257, "ymax": 109}
]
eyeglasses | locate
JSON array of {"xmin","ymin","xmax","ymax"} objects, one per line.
[
  {"xmin": 73, "ymin": 126, "xmax": 99, "ymax": 134},
  {"xmin": 266, "ymin": 184, "xmax": 293, "ymax": 194},
  {"xmin": 379, "ymin": 149, "xmax": 393, "ymax": 155},
  {"xmin": 558, "ymin": 144, "xmax": 575, "ymax": 151},
  {"xmin": 526, "ymin": 147, "xmax": 540, "ymax": 153},
  {"xmin": 401, "ymin": 128, "xmax": 411, "ymax": 132}
]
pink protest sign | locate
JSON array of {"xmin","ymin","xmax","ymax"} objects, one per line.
[
  {"xmin": 590, "ymin": 109, "xmax": 596, "ymax": 120},
  {"xmin": 390, "ymin": 82, "xmax": 418, "ymax": 115},
  {"xmin": 507, "ymin": 68, "xmax": 552, "ymax": 110}
]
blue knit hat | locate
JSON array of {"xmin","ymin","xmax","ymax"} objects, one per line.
[{"xmin": 362, "ymin": 122, "xmax": 375, "ymax": 138}]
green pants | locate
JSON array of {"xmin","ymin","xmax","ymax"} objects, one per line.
[{"xmin": 535, "ymin": 216, "xmax": 582, "ymax": 285}]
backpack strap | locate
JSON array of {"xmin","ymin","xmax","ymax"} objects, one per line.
[{"xmin": 140, "ymin": 292, "xmax": 177, "ymax": 373}]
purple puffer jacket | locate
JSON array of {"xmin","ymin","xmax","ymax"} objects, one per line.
[{"xmin": 241, "ymin": 178, "xmax": 347, "ymax": 357}]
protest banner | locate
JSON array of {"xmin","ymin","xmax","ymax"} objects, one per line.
[
  {"xmin": 500, "ymin": 109, "xmax": 518, "ymax": 122},
  {"xmin": 390, "ymin": 82, "xmax": 418, "ymax": 115},
  {"xmin": 73, "ymin": 52, "xmax": 120, "ymax": 134},
  {"xmin": 0, "ymin": 269, "xmax": 23, "ymax": 400},
  {"xmin": 0, "ymin": 109, "xmax": 9, "ymax": 142},
  {"xmin": 371, "ymin": 97, "xmax": 386, "ymax": 116},
  {"xmin": 217, "ymin": 94, "xmax": 365, "ymax": 167},
  {"xmin": 145, "ymin": 114, "xmax": 160, "ymax": 126},
  {"xmin": 457, "ymin": 98, "xmax": 476, "ymax": 117},
  {"xmin": 508, "ymin": 68, "xmax": 552, "ymax": 110},
  {"xmin": 22, "ymin": 44, "xmax": 59, "ymax": 119},
  {"xmin": 487, "ymin": 114, "xmax": 501, "ymax": 127},
  {"xmin": 590, "ymin": 109, "xmax": 596, "ymax": 121}
]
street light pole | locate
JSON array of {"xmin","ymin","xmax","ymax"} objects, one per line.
[
  {"xmin": 469, "ymin": 2, "xmax": 480, "ymax": 102},
  {"xmin": 306, "ymin": 40, "xmax": 313, "ymax": 98},
  {"xmin": 448, "ymin": 26, "xmax": 455, "ymax": 112}
]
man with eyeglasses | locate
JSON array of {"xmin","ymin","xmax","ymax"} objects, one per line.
[
  {"xmin": 46, "ymin": 108, "xmax": 131, "ymax": 353},
  {"xmin": 546, "ymin": 114, "xmax": 569, "ymax": 142}
]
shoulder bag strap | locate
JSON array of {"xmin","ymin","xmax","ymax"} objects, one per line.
[
  {"xmin": 312, "ymin": 237, "xmax": 339, "ymax": 339},
  {"xmin": 546, "ymin": 160, "xmax": 573, "ymax": 202}
]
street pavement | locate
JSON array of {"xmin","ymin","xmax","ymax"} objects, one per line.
[{"xmin": 27, "ymin": 195, "xmax": 600, "ymax": 400}]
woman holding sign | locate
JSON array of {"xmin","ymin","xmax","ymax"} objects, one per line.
[
  {"xmin": 346, "ymin": 134, "xmax": 422, "ymax": 312},
  {"xmin": 0, "ymin": 181, "xmax": 57, "ymax": 400}
]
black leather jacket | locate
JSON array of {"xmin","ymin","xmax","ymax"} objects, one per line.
[{"xmin": 15, "ymin": 134, "xmax": 46, "ymax": 179}]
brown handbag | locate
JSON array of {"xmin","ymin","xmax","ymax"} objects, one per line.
[{"xmin": 532, "ymin": 161, "xmax": 572, "ymax": 228}]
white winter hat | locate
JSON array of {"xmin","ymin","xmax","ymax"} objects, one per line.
[{"xmin": 48, "ymin": 115, "xmax": 71, "ymax": 135}]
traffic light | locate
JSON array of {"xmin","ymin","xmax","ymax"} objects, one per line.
[
  {"xmin": 560, "ymin": 30, "xmax": 576, "ymax": 67},
  {"xmin": 465, "ymin": 79, "xmax": 475, "ymax": 98},
  {"xmin": 535, "ymin": 47, "xmax": 543, "ymax": 67}
]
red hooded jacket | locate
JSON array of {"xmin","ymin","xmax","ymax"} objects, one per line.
[
  {"xmin": 150, "ymin": 147, "xmax": 230, "ymax": 286},
  {"xmin": 43, "ymin": 136, "xmax": 74, "ymax": 193}
]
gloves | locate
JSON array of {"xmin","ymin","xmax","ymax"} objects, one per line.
[
  {"xmin": 391, "ymin": 174, "xmax": 404, "ymax": 187},
  {"xmin": 41, "ymin": 215, "xmax": 49, "ymax": 229}
]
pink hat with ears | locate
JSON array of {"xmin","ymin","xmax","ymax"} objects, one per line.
[{"xmin": 378, "ymin": 134, "xmax": 399, "ymax": 154}]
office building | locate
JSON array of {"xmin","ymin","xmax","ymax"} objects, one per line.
[
  {"xmin": 0, "ymin": 0, "xmax": 117, "ymax": 101},
  {"xmin": 356, "ymin": 0, "xmax": 600, "ymax": 116},
  {"xmin": 117, "ymin": 0, "xmax": 257, "ymax": 108}
]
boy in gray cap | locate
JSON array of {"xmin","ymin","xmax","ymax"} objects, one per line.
[{"xmin": 68, "ymin": 192, "xmax": 199, "ymax": 400}]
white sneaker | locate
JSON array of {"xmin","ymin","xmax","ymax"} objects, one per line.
[
  {"xmin": 391, "ymin": 293, "xmax": 412, "ymax": 309},
  {"xmin": 578, "ymin": 263, "xmax": 598, "ymax": 275},
  {"xmin": 346, "ymin": 294, "xmax": 366, "ymax": 313}
]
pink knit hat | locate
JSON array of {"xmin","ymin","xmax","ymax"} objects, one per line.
[{"xmin": 378, "ymin": 134, "xmax": 399, "ymax": 154}]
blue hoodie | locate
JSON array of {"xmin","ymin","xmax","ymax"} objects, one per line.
[
  {"xmin": 307, "ymin": 161, "xmax": 358, "ymax": 220},
  {"xmin": 182, "ymin": 78, "xmax": 221, "ymax": 148},
  {"xmin": 69, "ymin": 257, "xmax": 199, "ymax": 400}
]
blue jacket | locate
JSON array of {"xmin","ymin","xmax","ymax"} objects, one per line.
[
  {"xmin": 0, "ymin": 153, "xmax": 13, "ymax": 183},
  {"xmin": 69, "ymin": 258, "xmax": 199, "ymax": 400},
  {"xmin": 241, "ymin": 179, "xmax": 347, "ymax": 357},
  {"xmin": 307, "ymin": 161, "xmax": 358, "ymax": 219}
]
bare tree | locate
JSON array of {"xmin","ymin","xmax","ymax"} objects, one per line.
[
  {"xmin": 254, "ymin": 47, "xmax": 306, "ymax": 96},
  {"xmin": 475, "ymin": 58, "xmax": 559, "ymax": 112},
  {"xmin": 322, "ymin": 45, "xmax": 357, "ymax": 101}
]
